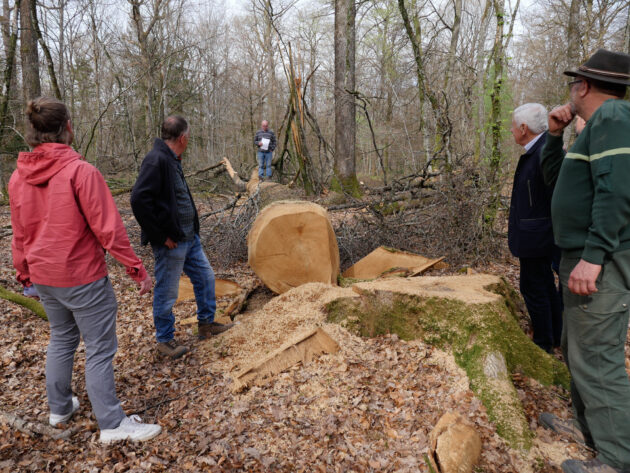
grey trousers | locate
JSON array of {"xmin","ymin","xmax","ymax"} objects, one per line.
[{"xmin": 35, "ymin": 276, "xmax": 126, "ymax": 430}]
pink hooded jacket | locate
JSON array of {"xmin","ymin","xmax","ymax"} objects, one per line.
[{"xmin": 9, "ymin": 142, "xmax": 147, "ymax": 287}]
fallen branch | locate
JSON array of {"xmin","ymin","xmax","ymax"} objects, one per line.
[
  {"xmin": 224, "ymin": 282, "xmax": 257, "ymax": 320},
  {"xmin": 0, "ymin": 286, "xmax": 47, "ymax": 320},
  {"xmin": 184, "ymin": 161, "xmax": 226, "ymax": 179},
  {"xmin": 199, "ymin": 194, "xmax": 241, "ymax": 221},
  {"xmin": 109, "ymin": 162, "xmax": 228, "ymax": 196},
  {"xmin": 0, "ymin": 411, "xmax": 77, "ymax": 440}
]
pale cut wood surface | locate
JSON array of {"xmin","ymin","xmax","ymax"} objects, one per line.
[
  {"xmin": 247, "ymin": 201, "xmax": 340, "ymax": 294},
  {"xmin": 342, "ymin": 246, "xmax": 444, "ymax": 279}
]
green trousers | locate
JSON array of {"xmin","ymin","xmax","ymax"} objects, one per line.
[{"xmin": 560, "ymin": 250, "xmax": 630, "ymax": 470}]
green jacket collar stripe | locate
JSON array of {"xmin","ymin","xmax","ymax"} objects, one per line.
[{"xmin": 566, "ymin": 148, "xmax": 630, "ymax": 162}]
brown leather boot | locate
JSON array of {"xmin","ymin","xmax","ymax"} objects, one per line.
[
  {"xmin": 198, "ymin": 321, "xmax": 234, "ymax": 339},
  {"xmin": 157, "ymin": 340, "xmax": 189, "ymax": 359}
]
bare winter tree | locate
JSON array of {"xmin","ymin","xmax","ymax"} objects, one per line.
[
  {"xmin": 19, "ymin": 0, "xmax": 40, "ymax": 102},
  {"xmin": 334, "ymin": 0, "xmax": 358, "ymax": 195}
]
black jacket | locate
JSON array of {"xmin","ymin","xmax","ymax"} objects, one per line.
[
  {"xmin": 130, "ymin": 139, "xmax": 199, "ymax": 246},
  {"xmin": 508, "ymin": 132, "xmax": 555, "ymax": 258}
]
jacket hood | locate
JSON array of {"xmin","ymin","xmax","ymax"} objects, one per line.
[{"xmin": 17, "ymin": 143, "xmax": 82, "ymax": 185}]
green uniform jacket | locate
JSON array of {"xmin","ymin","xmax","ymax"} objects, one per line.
[{"xmin": 540, "ymin": 99, "xmax": 630, "ymax": 265}]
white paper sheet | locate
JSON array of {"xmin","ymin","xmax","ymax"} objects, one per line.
[{"xmin": 260, "ymin": 137, "xmax": 270, "ymax": 151}]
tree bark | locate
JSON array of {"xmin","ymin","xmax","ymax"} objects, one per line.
[
  {"xmin": 19, "ymin": 0, "xmax": 40, "ymax": 103},
  {"xmin": 473, "ymin": 0, "xmax": 492, "ymax": 163},
  {"xmin": 488, "ymin": 0, "xmax": 506, "ymax": 180},
  {"xmin": 333, "ymin": 0, "xmax": 359, "ymax": 195},
  {"xmin": 567, "ymin": 0, "xmax": 581, "ymax": 67},
  {"xmin": 29, "ymin": 0, "xmax": 60, "ymax": 99},
  {"xmin": 0, "ymin": 0, "xmax": 19, "ymax": 144},
  {"xmin": 625, "ymin": 3, "xmax": 630, "ymax": 54},
  {"xmin": 443, "ymin": 0, "xmax": 462, "ymax": 91}
]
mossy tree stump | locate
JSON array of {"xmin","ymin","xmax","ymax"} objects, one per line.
[{"xmin": 326, "ymin": 274, "xmax": 569, "ymax": 450}]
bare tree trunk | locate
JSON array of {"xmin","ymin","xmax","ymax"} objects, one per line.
[
  {"xmin": 1, "ymin": 0, "xmax": 17, "ymax": 99},
  {"xmin": 263, "ymin": 0, "xmax": 278, "ymax": 129},
  {"xmin": 333, "ymin": 0, "xmax": 358, "ymax": 195},
  {"xmin": 0, "ymin": 0, "xmax": 19, "ymax": 146},
  {"xmin": 58, "ymin": 0, "xmax": 65, "ymax": 98},
  {"xmin": 625, "ymin": 3, "xmax": 630, "ymax": 54},
  {"xmin": 130, "ymin": 0, "xmax": 165, "ymax": 139},
  {"xmin": 488, "ymin": 0, "xmax": 505, "ymax": 178},
  {"xmin": 29, "ymin": 0, "xmax": 60, "ymax": 99},
  {"xmin": 19, "ymin": 0, "xmax": 40, "ymax": 103},
  {"xmin": 474, "ymin": 0, "xmax": 492, "ymax": 163},
  {"xmin": 567, "ymin": 0, "xmax": 580, "ymax": 67},
  {"xmin": 398, "ymin": 0, "xmax": 429, "ymax": 126},
  {"xmin": 443, "ymin": 0, "xmax": 462, "ymax": 90}
]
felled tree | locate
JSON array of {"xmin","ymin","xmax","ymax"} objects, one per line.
[
  {"xmin": 248, "ymin": 201, "xmax": 339, "ymax": 294},
  {"xmin": 221, "ymin": 157, "xmax": 299, "ymax": 207}
]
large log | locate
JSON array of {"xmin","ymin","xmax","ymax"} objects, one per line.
[{"xmin": 247, "ymin": 201, "xmax": 340, "ymax": 294}]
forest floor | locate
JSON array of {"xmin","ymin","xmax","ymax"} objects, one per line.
[{"xmin": 1, "ymin": 195, "xmax": 628, "ymax": 473}]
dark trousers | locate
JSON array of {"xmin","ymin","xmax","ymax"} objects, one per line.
[
  {"xmin": 519, "ymin": 256, "xmax": 563, "ymax": 351},
  {"xmin": 560, "ymin": 251, "xmax": 630, "ymax": 469}
]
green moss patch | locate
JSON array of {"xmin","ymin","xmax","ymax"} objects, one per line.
[{"xmin": 325, "ymin": 280, "xmax": 569, "ymax": 450}]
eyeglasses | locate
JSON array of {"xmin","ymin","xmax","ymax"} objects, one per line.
[{"xmin": 568, "ymin": 79, "xmax": 583, "ymax": 88}]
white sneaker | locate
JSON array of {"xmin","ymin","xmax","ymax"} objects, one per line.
[
  {"xmin": 99, "ymin": 415, "xmax": 162, "ymax": 444},
  {"xmin": 49, "ymin": 396, "xmax": 80, "ymax": 427}
]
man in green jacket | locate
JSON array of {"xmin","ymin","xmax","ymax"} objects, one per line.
[{"xmin": 538, "ymin": 49, "xmax": 630, "ymax": 473}]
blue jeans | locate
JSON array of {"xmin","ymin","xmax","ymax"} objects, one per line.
[
  {"xmin": 151, "ymin": 234, "xmax": 216, "ymax": 343},
  {"xmin": 257, "ymin": 150, "xmax": 273, "ymax": 178}
]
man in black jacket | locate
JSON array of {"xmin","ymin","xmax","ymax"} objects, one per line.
[
  {"xmin": 508, "ymin": 103, "xmax": 562, "ymax": 353},
  {"xmin": 131, "ymin": 116, "xmax": 233, "ymax": 359}
]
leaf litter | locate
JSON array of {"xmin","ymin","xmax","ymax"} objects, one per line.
[{"xmin": 0, "ymin": 198, "xmax": 626, "ymax": 472}]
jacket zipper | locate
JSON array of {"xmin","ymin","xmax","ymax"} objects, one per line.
[{"xmin": 527, "ymin": 180, "xmax": 533, "ymax": 207}]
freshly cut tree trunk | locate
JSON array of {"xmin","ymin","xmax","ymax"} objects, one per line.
[{"xmin": 248, "ymin": 201, "xmax": 340, "ymax": 294}]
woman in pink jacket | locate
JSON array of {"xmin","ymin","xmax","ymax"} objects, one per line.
[{"xmin": 9, "ymin": 97, "xmax": 161, "ymax": 443}]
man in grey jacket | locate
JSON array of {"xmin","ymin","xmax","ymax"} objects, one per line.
[{"xmin": 254, "ymin": 120, "xmax": 276, "ymax": 180}]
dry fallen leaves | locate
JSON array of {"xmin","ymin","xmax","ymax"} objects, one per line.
[{"xmin": 0, "ymin": 198, "xmax": 619, "ymax": 472}]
